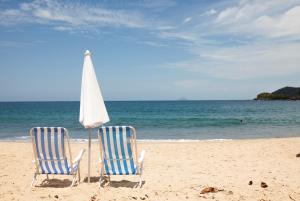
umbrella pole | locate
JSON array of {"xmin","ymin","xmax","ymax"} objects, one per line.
[{"xmin": 88, "ymin": 128, "xmax": 92, "ymax": 183}]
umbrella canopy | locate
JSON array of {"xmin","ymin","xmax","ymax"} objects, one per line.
[
  {"xmin": 79, "ymin": 50, "xmax": 109, "ymax": 183},
  {"xmin": 79, "ymin": 50, "xmax": 109, "ymax": 128}
]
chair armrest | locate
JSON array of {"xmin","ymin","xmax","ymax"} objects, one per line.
[
  {"xmin": 73, "ymin": 149, "xmax": 86, "ymax": 165},
  {"xmin": 138, "ymin": 150, "xmax": 146, "ymax": 164}
]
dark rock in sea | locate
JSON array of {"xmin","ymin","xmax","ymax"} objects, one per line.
[{"xmin": 255, "ymin": 87, "xmax": 300, "ymax": 100}]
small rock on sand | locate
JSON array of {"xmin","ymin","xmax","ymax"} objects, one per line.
[
  {"xmin": 261, "ymin": 182, "xmax": 268, "ymax": 188},
  {"xmin": 90, "ymin": 195, "xmax": 97, "ymax": 201},
  {"xmin": 248, "ymin": 180, "xmax": 253, "ymax": 185},
  {"xmin": 227, "ymin": 191, "xmax": 233, "ymax": 195},
  {"xmin": 200, "ymin": 187, "xmax": 223, "ymax": 194}
]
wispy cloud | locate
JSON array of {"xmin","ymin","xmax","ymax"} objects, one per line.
[
  {"xmin": 142, "ymin": 41, "xmax": 167, "ymax": 47},
  {"xmin": 0, "ymin": 40, "xmax": 45, "ymax": 47},
  {"xmin": 214, "ymin": 0, "xmax": 300, "ymax": 39},
  {"xmin": 0, "ymin": 0, "xmax": 149, "ymax": 31},
  {"xmin": 157, "ymin": 31, "xmax": 197, "ymax": 42},
  {"xmin": 202, "ymin": 9, "xmax": 217, "ymax": 16},
  {"xmin": 2, "ymin": 0, "xmax": 300, "ymax": 83},
  {"xmin": 160, "ymin": 0, "xmax": 300, "ymax": 81},
  {"xmin": 171, "ymin": 42, "xmax": 300, "ymax": 79},
  {"xmin": 132, "ymin": 0, "xmax": 176, "ymax": 9},
  {"xmin": 254, "ymin": 6, "xmax": 300, "ymax": 38},
  {"xmin": 183, "ymin": 17, "xmax": 192, "ymax": 24}
]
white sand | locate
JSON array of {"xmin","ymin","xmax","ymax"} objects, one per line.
[{"xmin": 0, "ymin": 137, "xmax": 300, "ymax": 201}]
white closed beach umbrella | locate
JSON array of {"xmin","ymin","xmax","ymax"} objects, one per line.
[{"xmin": 79, "ymin": 50, "xmax": 109, "ymax": 183}]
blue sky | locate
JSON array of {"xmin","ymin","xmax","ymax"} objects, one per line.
[{"xmin": 1, "ymin": 0, "xmax": 300, "ymax": 101}]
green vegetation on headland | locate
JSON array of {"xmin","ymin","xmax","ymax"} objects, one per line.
[{"xmin": 255, "ymin": 87, "xmax": 300, "ymax": 100}]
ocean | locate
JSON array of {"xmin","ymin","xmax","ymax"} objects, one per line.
[{"xmin": 0, "ymin": 100, "xmax": 300, "ymax": 140}]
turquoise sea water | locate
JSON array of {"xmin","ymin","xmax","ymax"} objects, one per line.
[{"xmin": 0, "ymin": 101, "xmax": 300, "ymax": 140}]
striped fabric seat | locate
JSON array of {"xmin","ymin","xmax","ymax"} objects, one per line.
[
  {"xmin": 98, "ymin": 126, "xmax": 145, "ymax": 187},
  {"xmin": 99, "ymin": 126, "xmax": 136, "ymax": 175},
  {"xmin": 30, "ymin": 127, "xmax": 85, "ymax": 187}
]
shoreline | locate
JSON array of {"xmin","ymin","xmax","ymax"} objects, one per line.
[{"xmin": 0, "ymin": 136, "xmax": 300, "ymax": 143}]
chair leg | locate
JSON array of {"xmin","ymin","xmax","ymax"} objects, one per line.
[
  {"xmin": 108, "ymin": 175, "xmax": 111, "ymax": 186},
  {"xmin": 77, "ymin": 164, "xmax": 81, "ymax": 183},
  {"xmin": 98, "ymin": 175, "xmax": 102, "ymax": 189},
  {"xmin": 98, "ymin": 164, "xmax": 104, "ymax": 189},
  {"xmin": 70, "ymin": 175, "xmax": 76, "ymax": 187},
  {"xmin": 138, "ymin": 165, "xmax": 143, "ymax": 188},
  {"xmin": 31, "ymin": 173, "xmax": 37, "ymax": 187},
  {"xmin": 46, "ymin": 174, "xmax": 49, "ymax": 180},
  {"xmin": 138, "ymin": 175, "xmax": 142, "ymax": 188}
]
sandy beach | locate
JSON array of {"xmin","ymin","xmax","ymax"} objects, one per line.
[{"xmin": 0, "ymin": 137, "xmax": 299, "ymax": 201}]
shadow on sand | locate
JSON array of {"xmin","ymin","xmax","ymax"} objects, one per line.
[
  {"xmin": 82, "ymin": 176, "xmax": 145, "ymax": 188},
  {"xmin": 37, "ymin": 178, "xmax": 73, "ymax": 188}
]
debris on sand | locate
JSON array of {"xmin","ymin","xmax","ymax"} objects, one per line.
[
  {"xmin": 248, "ymin": 180, "xmax": 253, "ymax": 185},
  {"xmin": 261, "ymin": 182, "xmax": 268, "ymax": 188},
  {"xmin": 296, "ymin": 153, "xmax": 300, "ymax": 157},
  {"xmin": 200, "ymin": 187, "xmax": 224, "ymax": 194},
  {"xmin": 54, "ymin": 195, "xmax": 59, "ymax": 199},
  {"xmin": 90, "ymin": 195, "xmax": 97, "ymax": 201},
  {"xmin": 140, "ymin": 194, "xmax": 148, "ymax": 200},
  {"xmin": 227, "ymin": 191, "xmax": 233, "ymax": 195},
  {"xmin": 289, "ymin": 194, "xmax": 296, "ymax": 201}
]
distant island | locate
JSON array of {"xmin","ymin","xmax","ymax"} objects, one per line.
[
  {"xmin": 255, "ymin": 87, "xmax": 300, "ymax": 100},
  {"xmin": 178, "ymin": 97, "xmax": 189, "ymax": 101}
]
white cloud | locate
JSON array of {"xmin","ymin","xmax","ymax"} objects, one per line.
[
  {"xmin": 203, "ymin": 9, "xmax": 217, "ymax": 16},
  {"xmin": 2, "ymin": 0, "xmax": 300, "ymax": 83},
  {"xmin": 214, "ymin": 0, "xmax": 300, "ymax": 39},
  {"xmin": 0, "ymin": 0, "xmax": 148, "ymax": 30},
  {"xmin": 254, "ymin": 6, "xmax": 300, "ymax": 38},
  {"xmin": 183, "ymin": 17, "xmax": 192, "ymax": 24},
  {"xmin": 136, "ymin": 0, "xmax": 177, "ymax": 9},
  {"xmin": 155, "ymin": 25, "xmax": 176, "ymax": 30},
  {"xmin": 142, "ymin": 41, "xmax": 167, "ymax": 47},
  {"xmin": 165, "ymin": 42, "xmax": 300, "ymax": 80},
  {"xmin": 158, "ymin": 0, "xmax": 300, "ymax": 82},
  {"xmin": 158, "ymin": 31, "xmax": 197, "ymax": 42}
]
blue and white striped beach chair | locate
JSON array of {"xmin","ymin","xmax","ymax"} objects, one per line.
[
  {"xmin": 98, "ymin": 126, "xmax": 145, "ymax": 187},
  {"xmin": 30, "ymin": 127, "xmax": 85, "ymax": 187}
]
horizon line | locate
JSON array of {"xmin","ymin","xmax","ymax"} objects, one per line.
[{"xmin": 0, "ymin": 99, "xmax": 255, "ymax": 102}]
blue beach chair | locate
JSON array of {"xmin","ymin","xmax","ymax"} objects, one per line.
[
  {"xmin": 30, "ymin": 127, "xmax": 85, "ymax": 187},
  {"xmin": 98, "ymin": 126, "xmax": 145, "ymax": 188}
]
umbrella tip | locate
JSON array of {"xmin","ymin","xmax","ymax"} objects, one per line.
[{"xmin": 84, "ymin": 50, "xmax": 91, "ymax": 56}]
